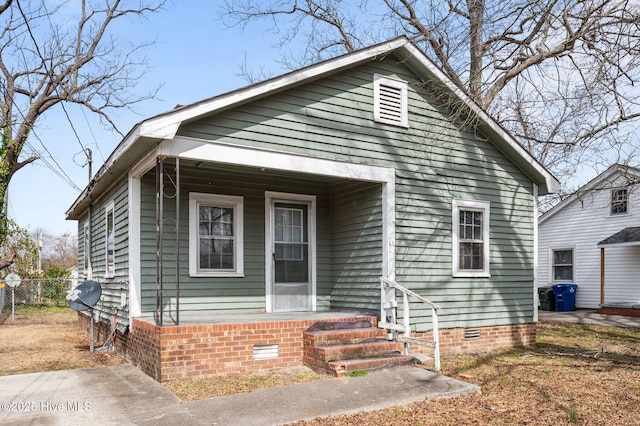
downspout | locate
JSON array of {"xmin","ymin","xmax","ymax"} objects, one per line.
[
  {"xmin": 86, "ymin": 202, "xmax": 93, "ymax": 280},
  {"xmin": 533, "ymin": 183, "xmax": 539, "ymax": 323},
  {"xmin": 85, "ymin": 150, "xmax": 94, "ymax": 280}
]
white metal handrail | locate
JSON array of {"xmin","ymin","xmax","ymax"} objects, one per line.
[{"xmin": 379, "ymin": 277, "xmax": 441, "ymax": 371}]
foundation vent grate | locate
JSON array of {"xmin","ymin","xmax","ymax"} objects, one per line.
[
  {"xmin": 253, "ymin": 344, "xmax": 279, "ymax": 360},
  {"xmin": 464, "ymin": 329, "xmax": 481, "ymax": 341}
]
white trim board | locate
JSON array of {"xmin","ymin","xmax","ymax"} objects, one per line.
[{"xmin": 126, "ymin": 138, "xmax": 397, "ymax": 319}]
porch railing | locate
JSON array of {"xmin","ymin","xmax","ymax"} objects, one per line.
[{"xmin": 378, "ymin": 277, "xmax": 441, "ymax": 371}]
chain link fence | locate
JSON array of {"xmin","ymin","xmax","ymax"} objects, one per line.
[{"xmin": 0, "ymin": 277, "xmax": 77, "ymax": 316}]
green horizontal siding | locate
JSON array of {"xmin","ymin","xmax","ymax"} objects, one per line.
[
  {"xmin": 135, "ymin": 55, "xmax": 537, "ymax": 328},
  {"xmin": 139, "ymin": 163, "xmax": 333, "ymax": 315},
  {"xmin": 76, "ymin": 179, "xmax": 130, "ymax": 328}
]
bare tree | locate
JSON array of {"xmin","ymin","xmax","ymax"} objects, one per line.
[
  {"xmin": 40, "ymin": 231, "xmax": 78, "ymax": 271},
  {"xmin": 0, "ymin": 0, "xmax": 165, "ymax": 269},
  {"xmin": 222, "ymin": 0, "xmax": 640, "ymax": 181}
]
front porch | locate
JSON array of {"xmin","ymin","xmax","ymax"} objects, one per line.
[{"xmin": 123, "ymin": 311, "xmax": 382, "ymax": 382}]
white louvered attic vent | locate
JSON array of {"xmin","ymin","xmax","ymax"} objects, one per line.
[
  {"xmin": 253, "ymin": 344, "xmax": 279, "ymax": 360},
  {"xmin": 374, "ymin": 75, "xmax": 408, "ymax": 127}
]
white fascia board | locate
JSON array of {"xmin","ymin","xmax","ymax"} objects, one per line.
[
  {"xmin": 159, "ymin": 137, "xmax": 396, "ymax": 183},
  {"xmin": 66, "ymin": 125, "xmax": 143, "ymax": 218},
  {"xmin": 401, "ymin": 43, "xmax": 560, "ymax": 195},
  {"xmin": 139, "ymin": 121, "xmax": 181, "ymax": 139},
  {"xmin": 597, "ymin": 241, "xmax": 640, "ymax": 248},
  {"xmin": 138, "ymin": 38, "xmax": 409, "ymax": 141}
]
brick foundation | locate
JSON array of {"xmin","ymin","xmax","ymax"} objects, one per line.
[
  {"xmin": 80, "ymin": 313, "xmax": 377, "ymax": 382},
  {"xmin": 599, "ymin": 307, "xmax": 640, "ymax": 317},
  {"xmin": 405, "ymin": 323, "xmax": 537, "ymax": 357},
  {"xmin": 78, "ymin": 313, "xmax": 536, "ymax": 382}
]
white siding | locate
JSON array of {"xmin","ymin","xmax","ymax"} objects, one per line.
[{"xmin": 538, "ymin": 171, "xmax": 640, "ymax": 308}]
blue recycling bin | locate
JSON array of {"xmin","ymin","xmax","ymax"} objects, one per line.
[{"xmin": 552, "ymin": 284, "xmax": 577, "ymax": 311}]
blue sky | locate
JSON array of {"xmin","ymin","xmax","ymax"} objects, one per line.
[{"xmin": 8, "ymin": 1, "xmax": 289, "ymax": 236}]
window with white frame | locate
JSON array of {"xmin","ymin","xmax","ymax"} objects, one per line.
[
  {"xmin": 189, "ymin": 193, "xmax": 244, "ymax": 277},
  {"xmin": 83, "ymin": 223, "xmax": 90, "ymax": 275},
  {"xmin": 611, "ymin": 188, "xmax": 628, "ymax": 215},
  {"xmin": 373, "ymin": 75, "xmax": 408, "ymax": 127},
  {"xmin": 452, "ymin": 199, "xmax": 491, "ymax": 277},
  {"xmin": 551, "ymin": 248, "xmax": 574, "ymax": 282},
  {"xmin": 105, "ymin": 201, "xmax": 115, "ymax": 278}
]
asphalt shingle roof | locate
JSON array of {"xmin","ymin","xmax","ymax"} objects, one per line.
[{"xmin": 598, "ymin": 226, "xmax": 640, "ymax": 246}]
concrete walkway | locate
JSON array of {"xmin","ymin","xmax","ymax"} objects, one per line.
[
  {"xmin": 539, "ymin": 309, "xmax": 640, "ymax": 328},
  {"xmin": 0, "ymin": 364, "xmax": 479, "ymax": 426}
]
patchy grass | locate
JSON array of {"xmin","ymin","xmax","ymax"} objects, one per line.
[
  {"xmin": 165, "ymin": 366, "xmax": 325, "ymax": 400},
  {"xmin": 0, "ymin": 307, "xmax": 123, "ymax": 375},
  {"xmin": 291, "ymin": 321, "xmax": 640, "ymax": 425}
]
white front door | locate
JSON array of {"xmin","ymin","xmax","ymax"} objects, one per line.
[{"xmin": 266, "ymin": 192, "xmax": 316, "ymax": 312}]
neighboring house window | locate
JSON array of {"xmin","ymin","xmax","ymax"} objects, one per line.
[
  {"xmin": 551, "ymin": 249, "xmax": 574, "ymax": 282},
  {"xmin": 373, "ymin": 75, "xmax": 408, "ymax": 127},
  {"xmin": 611, "ymin": 188, "xmax": 628, "ymax": 215},
  {"xmin": 452, "ymin": 199, "xmax": 491, "ymax": 277},
  {"xmin": 189, "ymin": 193, "xmax": 244, "ymax": 277},
  {"xmin": 105, "ymin": 201, "xmax": 115, "ymax": 278}
]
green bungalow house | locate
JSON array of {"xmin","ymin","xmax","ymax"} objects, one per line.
[{"xmin": 66, "ymin": 37, "xmax": 559, "ymax": 382}]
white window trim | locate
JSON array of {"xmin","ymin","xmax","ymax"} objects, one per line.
[
  {"xmin": 189, "ymin": 192, "xmax": 244, "ymax": 277},
  {"xmin": 104, "ymin": 201, "xmax": 115, "ymax": 279},
  {"xmin": 549, "ymin": 247, "xmax": 575, "ymax": 283},
  {"xmin": 452, "ymin": 199, "xmax": 491, "ymax": 278},
  {"xmin": 609, "ymin": 187, "xmax": 630, "ymax": 217},
  {"xmin": 373, "ymin": 74, "xmax": 409, "ymax": 127},
  {"xmin": 83, "ymin": 222, "xmax": 91, "ymax": 278},
  {"xmin": 265, "ymin": 191, "xmax": 317, "ymax": 313}
]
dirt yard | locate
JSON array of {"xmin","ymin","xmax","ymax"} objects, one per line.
[
  {"xmin": 2, "ymin": 307, "xmax": 640, "ymax": 425},
  {"xmin": 0, "ymin": 306, "xmax": 123, "ymax": 375}
]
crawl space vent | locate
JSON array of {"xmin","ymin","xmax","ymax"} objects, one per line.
[
  {"xmin": 253, "ymin": 344, "xmax": 279, "ymax": 360},
  {"xmin": 464, "ymin": 329, "xmax": 481, "ymax": 341}
]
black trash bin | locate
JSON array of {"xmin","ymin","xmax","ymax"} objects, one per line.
[
  {"xmin": 538, "ymin": 286, "xmax": 555, "ymax": 311},
  {"xmin": 552, "ymin": 284, "xmax": 578, "ymax": 311}
]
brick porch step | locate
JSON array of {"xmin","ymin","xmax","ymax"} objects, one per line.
[
  {"xmin": 314, "ymin": 339, "xmax": 399, "ymax": 360},
  {"xmin": 329, "ymin": 354, "xmax": 416, "ymax": 376},
  {"xmin": 303, "ymin": 320, "xmax": 417, "ymax": 377}
]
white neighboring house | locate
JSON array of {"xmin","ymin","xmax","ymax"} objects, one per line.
[{"xmin": 538, "ymin": 164, "xmax": 640, "ymax": 310}]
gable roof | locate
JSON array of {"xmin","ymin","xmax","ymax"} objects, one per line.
[
  {"xmin": 67, "ymin": 37, "xmax": 559, "ymax": 219},
  {"xmin": 539, "ymin": 164, "xmax": 640, "ymax": 225}
]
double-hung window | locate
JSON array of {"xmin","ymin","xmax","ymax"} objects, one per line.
[
  {"xmin": 189, "ymin": 193, "xmax": 244, "ymax": 277},
  {"xmin": 611, "ymin": 188, "xmax": 628, "ymax": 215},
  {"xmin": 551, "ymin": 249, "xmax": 574, "ymax": 282},
  {"xmin": 105, "ymin": 201, "xmax": 115, "ymax": 278},
  {"xmin": 452, "ymin": 199, "xmax": 491, "ymax": 277}
]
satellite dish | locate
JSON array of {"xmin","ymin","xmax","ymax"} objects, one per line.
[
  {"xmin": 67, "ymin": 280, "xmax": 102, "ymax": 355},
  {"xmin": 67, "ymin": 280, "xmax": 102, "ymax": 311}
]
